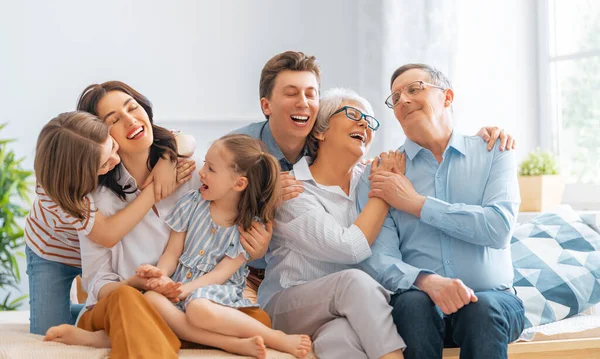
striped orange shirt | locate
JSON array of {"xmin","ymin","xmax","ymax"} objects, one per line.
[{"xmin": 24, "ymin": 185, "xmax": 96, "ymax": 267}]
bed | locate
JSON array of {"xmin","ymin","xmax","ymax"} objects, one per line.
[
  {"xmin": 2, "ymin": 309, "xmax": 600, "ymax": 359},
  {"xmin": 0, "ymin": 310, "xmax": 316, "ymax": 359}
]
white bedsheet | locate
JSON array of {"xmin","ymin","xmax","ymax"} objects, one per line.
[{"xmin": 0, "ymin": 311, "xmax": 314, "ymax": 359}]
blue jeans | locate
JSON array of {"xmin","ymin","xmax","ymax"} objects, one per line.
[
  {"xmin": 25, "ymin": 245, "xmax": 84, "ymax": 335},
  {"xmin": 391, "ymin": 289, "xmax": 524, "ymax": 359}
]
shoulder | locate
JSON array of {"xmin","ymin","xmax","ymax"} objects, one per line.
[
  {"xmin": 230, "ymin": 121, "xmax": 267, "ymax": 139},
  {"xmin": 277, "ymin": 184, "xmax": 322, "ymax": 218},
  {"xmin": 463, "ymin": 135, "xmax": 514, "ymax": 161}
]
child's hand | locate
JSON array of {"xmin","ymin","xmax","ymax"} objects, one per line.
[
  {"xmin": 142, "ymin": 157, "xmax": 177, "ymax": 202},
  {"xmin": 150, "ymin": 276, "xmax": 183, "ymax": 303},
  {"xmin": 178, "ymin": 283, "xmax": 193, "ymax": 301},
  {"xmin": 240, "ymin": 221, "xmax": 273, "ymax": 260},
  {"xmin": 136, "ymin": 264, "xmax": 163, "ymax": 279},
  {"xmin": 279, "ymin": 171, "xmax": 304, "ymax": 203},
  {"xmin": 176, "ymin": 157, "xmax": 196, "ymax": 187}
]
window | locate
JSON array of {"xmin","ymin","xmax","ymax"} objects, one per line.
[{"xmin": 538, "ymin": 0, "xmax": 600, "ymax": 209}]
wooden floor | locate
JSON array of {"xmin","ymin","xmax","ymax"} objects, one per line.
[{"xmin": 442, "ymin": 337, "xmax": 600, "ymax": 358}]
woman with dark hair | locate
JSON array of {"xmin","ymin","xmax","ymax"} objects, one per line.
[{"xmin": 44, "ymin": 81, "xmax": 272, "ymax": 359}]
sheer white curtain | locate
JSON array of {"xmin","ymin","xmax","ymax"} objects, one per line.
[{"xmin": 357, "ymin": 0, "xmax": 458, "ymax": 154}]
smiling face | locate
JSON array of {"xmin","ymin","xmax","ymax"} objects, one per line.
[
  {"xmin": 198, "ymin": 141, "xmax": 245, "ymax": 202},
  {"xmin": 316, "ymin": 100, "xmax": 374, "ymax": 160},
  {"xmin": 95, "ymin": 90, "xmax": 153, "ymax": 155},
  {"xmin": 97, "ymin": 136, "xmax": 120, "ymax": 175},
  {"xmin": 390, "ymin": 69, "xmax": 451, "ymax": 136},
  {"xmin": 260, "ymin": 70, "xmax": 320, "ymax": 142}
]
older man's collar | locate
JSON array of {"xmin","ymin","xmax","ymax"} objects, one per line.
[
  {"xmin": 403, "ymin": 132, "xmax": 467, "ymax": 160},
  {"xmin": 403, "ymin": 138, "xmax": 424, "ymax": 160},
  {"xmin": 448, "ymin": 131, "xmax": 467, "ymax": 156}
]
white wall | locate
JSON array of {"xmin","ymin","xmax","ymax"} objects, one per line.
[
  {"xmin": 0, "ymin": 0, "xmax": 363, "ymax": 167},
  {"xmin": 0, "ymin": 0, "xmax": 540, "ymax": 307},
  {"xmin": 453, "ymin": 0, "xmax": 539, "ymax": 160}
]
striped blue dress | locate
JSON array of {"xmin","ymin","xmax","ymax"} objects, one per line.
[{"xmin": 165, "ymin": 189, "xmax": 257, "ymax": 311}]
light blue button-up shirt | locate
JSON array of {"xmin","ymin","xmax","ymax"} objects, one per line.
[
  {"xmin": 232, "ymin": 121, "xmax": 310, "ymax": 269},
  {"xmin": 357, "ymin": 132, "xmax": 520, "ymax": 293}
]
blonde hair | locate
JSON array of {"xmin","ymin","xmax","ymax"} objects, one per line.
[
  {"xmin": 218, "ymin": 134, "xmax": 281, "ymax": 230},
  {"xmin": 34, "ymin": 111, "xmax": 108, "ymax": 219}
]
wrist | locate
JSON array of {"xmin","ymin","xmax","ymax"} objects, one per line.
[
  {"xmin": 415, "ymin": 272, "xmax": 434, "ymax": 292},
  {"xmin": 409, "ymin": 195, "xmax": 426, "ymax": 217}
]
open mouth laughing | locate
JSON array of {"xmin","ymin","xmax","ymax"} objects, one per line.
[
  {"xmin": 349, "ymin": 132, "xmax": 366, "ymax": 144},
  {"xmin": 127, "ymin": 126, "xmax": 145, "ymax": 140}
]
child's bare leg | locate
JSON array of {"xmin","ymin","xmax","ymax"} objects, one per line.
[
  {"xmin": 187, "ymin": 298, "xmax": 312, "ymax": 358},
  {"xmin": 144, "ymin": 291, "xmax": 266, "ymax": 359},
  {"xmin": 44, "ymin": 324, "xmax": 111, "ymax": 348}
]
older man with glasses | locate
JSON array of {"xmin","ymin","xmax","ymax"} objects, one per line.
[{"xmin": 357, "ymin": 63, "xmax": 525, "ymax": 359}]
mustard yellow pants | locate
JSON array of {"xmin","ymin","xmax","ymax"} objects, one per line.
[{"xmin": 78, "ymin": 285, "xmax": 180, "ymax": 359}]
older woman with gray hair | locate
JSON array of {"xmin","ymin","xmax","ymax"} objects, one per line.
[{"xmin": 258, "ymin": 88, "xmax": 407, "ymax": 359}]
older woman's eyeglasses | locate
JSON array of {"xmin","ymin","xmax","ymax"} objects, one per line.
[
  {"xmin": 384, "ymin": 80, "xmax": 445, "ymax": 108},
  {"xmin": 331, "ymin": 106, "xmax": 380, "ymax": 131}
]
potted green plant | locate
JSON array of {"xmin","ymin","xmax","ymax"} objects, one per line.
[
  {"xmin": 0, "ymin": 123, "xmax": 33, "ymax": 310},
  {"xmin": 518, "ymin": 148, "xmax": 564, "ymax": 212}
]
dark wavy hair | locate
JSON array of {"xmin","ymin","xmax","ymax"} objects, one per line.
[{"xmin": 76, "ymin": 81, "xmax": 178, "ymax": 200}]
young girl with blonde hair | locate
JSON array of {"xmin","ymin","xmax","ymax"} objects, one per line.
[
  {"xmin": 26, "ymin": 111, "xmax": 195, "ymax": 335},
  {"xmin": 136, "ymin": 134, "xmax": 312, "ymax": 359}
]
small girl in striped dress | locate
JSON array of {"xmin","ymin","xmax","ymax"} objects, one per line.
[{"xmin": 136, "ymin": 134, "xmax": 312, "ymax": 359}]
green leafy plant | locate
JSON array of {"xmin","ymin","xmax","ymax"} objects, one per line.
[
  {"xmin": 519, "ymin": 148, "xmax": 560, "ymax": 176},
  {"xmin": 0, "ymin": 123, "xmax": 33, "ymax": 310}
]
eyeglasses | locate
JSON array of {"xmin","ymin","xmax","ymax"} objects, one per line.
[
  {"xmin": 384, "ymin": 80, "xmax": 445, "ymax": 108},
  {"xmin": 331, "ymin": 106, "xmax": 380, "ymax": 131}
]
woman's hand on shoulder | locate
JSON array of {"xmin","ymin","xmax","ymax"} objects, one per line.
[
  {"xmin": 371, "ymin": 150, "xmax": 406, "ymax": 175},
  {"xmin": 239, "ymin": 221, "xmax": 273, "ymax": 260},
  {"xmin": 476, "ymin": 126, "xmax": 516, "ymax": 151}
]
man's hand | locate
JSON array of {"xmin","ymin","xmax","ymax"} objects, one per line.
[
  {"xmin": 239, "ymin": 221, "xmax": 273, "ymax": 260},
  {"xmin": 371, "ymin": 150, "xmax": 406, "ymax": 175},
  {"xmin": 476, "ymin": 127, "xmax": 516, "ymax": 151},
  {"xmin": 176, "ymin": 157, "xmax": 196, "ymax": 186},
  {"xmin": 148, "ymin": 275, "xmax": 183, "ymax": 303},
  {"xmin": 368, "ymin": 171, "xmax": 425, "ymax": 217},
  {"xmin": 416, "ymin": 274, "xmax": 478, "ymax": 315},
  {"xmin": 135, "ymin": 264, "xmax": 163, "ymax": 279},
  {"xmin": 280, "ymin": 172, "xmax": 304, "ymax": 203}
]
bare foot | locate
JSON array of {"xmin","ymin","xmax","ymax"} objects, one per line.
[
  {"xmin": 226, "ymin": 336, "xmax": 267, "ymax": 359},
  {"xmin": 268, "ymin": 331, "xmax": 312, "ymax": 358},
  {"xmin": 44, "ymin": 324, "xmax": 111, "ymax": 348}
]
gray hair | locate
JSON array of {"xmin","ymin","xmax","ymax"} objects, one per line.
[
  {"xmin": 307, "ymin": 88, "xmax": 375, "ymax": 158},
  {"xmin": 389, "ymin": 63, "xmax": 452, "ymax": 90}
]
